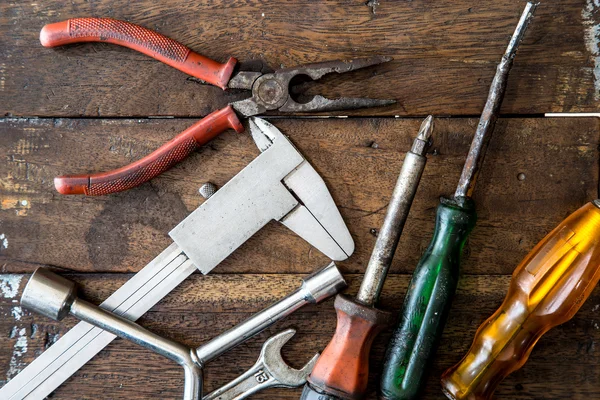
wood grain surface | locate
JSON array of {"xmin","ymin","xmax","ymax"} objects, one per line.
[
  {"xmin": 0, "ymin": 117, "xmax": 597, "ymax": 276},
  {"xmin": 0, "ymin": 0, "xmax": 599, "ymax": 117},
  {"xmin": 0, "ymin": 273, "xmax": 598, "ymax": 399},
  {"xmin": 1, "ymin": 0, "xmax": 600, "ymax": 399},
  {"xmin": 0, "ymin": 116, "xmax": 599, "ymax": 399}
]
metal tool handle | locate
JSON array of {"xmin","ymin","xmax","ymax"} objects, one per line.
[
  {"xmin": 204, "ymin": 366, "xmax": 277, "ymax": 400},
  {"xmin": 40, "ymin": 18, "xmax": 237, "ymax": 89},
  {"xmin": 195, "ymin": 262, "xmax": 346, "ymax": 364},
  {"xmin": 357, "ymin": 116, "xmax": 432, "ymax": 306},
  {"xmin": 20, "ymin": 268, "xmax": 203, "ymax": 400},
  {"xmin": 54, "ymin": 106, "xmax": 244, "ymax": 195},
  {"xmin": 21, "ymin": 263, "xmax": 345, "ymax": 400},
  {"xmin": 69, "ymin": 299, "xmax": 203, "ymax": 400},
  {"xmin": 441, "ymin": 201, "xmax": 600, "ymax": 400}
]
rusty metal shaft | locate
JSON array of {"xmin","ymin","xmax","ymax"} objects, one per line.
[
  {"xmin": 356, "ymin": 116, "xmax": 433, "ymax": 306},
  {"xmin": 302, "ymin": 118, "xmax": 433, "ymax": 400},
  {"xmin": 454, "ymin": 2, "xmax": 537, "ymax": 199}
]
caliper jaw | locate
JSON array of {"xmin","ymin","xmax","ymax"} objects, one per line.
[
  {"xmin": 170, "ymin": 117, "xmax": 354, "ymax": 272},
  {"xmin": 250, "ymin": 118, "xmax": 354, "ymax": 260}
]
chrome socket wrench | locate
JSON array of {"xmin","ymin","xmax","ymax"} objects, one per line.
[{"xmin": 20, "ymin": 262, "xmax": 346, "ymax": 400}]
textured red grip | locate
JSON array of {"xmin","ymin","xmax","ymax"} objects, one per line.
[
  {"xmin": 40, "ymin": 18, "xmax": 236, "ymax": 89},
  {"xmin": 54, "ymin": 106, "xmax": 244, "ymax": 196}
]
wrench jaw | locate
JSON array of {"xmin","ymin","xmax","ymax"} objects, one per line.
[
  {"xmin": 204, "ymin": 329, "xmax": 320, "ymax": 400},
  {"xmin": 261, "ymin": 329, "xmax": 319, "ymax": 387},
  {"xmin": 249, "ymin": 117, "xmax": 355, "ymax": 261},
  {"xmin": 20, "ymin": 267, "xmax": 340, "ymax": 400}
]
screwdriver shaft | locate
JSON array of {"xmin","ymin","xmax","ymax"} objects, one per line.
[
  {"xmin": 380, "ymin": 5, "xmax": 538, "ymax": 399},
  {"xmin": 301, "ymin": 117, "xmax": 434, "ymax": 400},
  {"xmin": 356, "ymin": 116, "xmax": 433, "ymax": 306},
  {"xmin": 454, "ymin": 2, "xmax": 537, "ymax": 199}
]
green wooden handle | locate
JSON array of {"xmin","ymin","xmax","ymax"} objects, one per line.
[{"xmin": 380, "ymin": 197, "xmax": 477, "ymax": 400}]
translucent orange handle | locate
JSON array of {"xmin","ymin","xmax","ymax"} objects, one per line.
[{"xmin": 441, "ymin": 201, "xmax": 600, "ymax": 400}]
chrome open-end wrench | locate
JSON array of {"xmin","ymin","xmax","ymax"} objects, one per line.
[
  {"xmin": 204, "ymin": 329, "xmax": 317, "ymax": 400},
  {"xmin": 20, "ymin": 263, "xmax": 345, "ymax": 399}
]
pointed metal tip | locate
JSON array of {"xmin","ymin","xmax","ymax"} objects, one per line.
[
  {"xmin": 301, "ymin": 353, "xmax": 321, "ymax": 375},
  {"xmin": 505, "ymin": 2, "xmax": 538, "ymax": 59},
  {"xmin": 276, "ymin": 328, "xmax": 297, "ymax": 342},
  {"xmin": 265, "ymin": 328, "xmax": 297, "ymax": 350},
  {"xmin": 411, "ymin": 116, "xmax": 433, "ymax": 155},
  {"xmin": 418, "ymin": 115, "xmax": 434, "ymax": 141},
  {"xmin": 380, "ymin": 99, "xmax": 397, "ymax": 106},
  {"xmin": 350, "ymin": 55, "xmax": 392, "ymax": 65},
  {"xmin": 247, "ymin": 117, "xmax": 261, "ymax": 139},
  {"xmin": 247, "ymin": 116, "xmax": 258, "ymax": 130},
  {"xmin": 285, "ymin": 96, "xmax": 396, "ymax": 113},
  {"xmin": 248, "ymin": 117, "xmax": 276, "ymax": 152},
  {"xmin": 525, "ymin": 1, "xmax": 540, "ymax": 14},
  {"xmin": 339, "ymin": 55, "xmax": 393, "ymax": 71}
]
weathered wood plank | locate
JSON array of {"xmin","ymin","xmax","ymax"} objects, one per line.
[
  {"xmin": 1, "ymin": 117, "xmax": 597, "ymax": 275},
  {"xmin": 0, "ymin": 0, "xmax": 598, "ymax": 117},
  {"xmin": 0, "ymin": 273, "xmax": 598, "ymax": 399}
]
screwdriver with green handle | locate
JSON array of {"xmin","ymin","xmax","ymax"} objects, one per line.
[{"xmin": 379, "ymin": 3, "xmax": 538, "ymax": 399}]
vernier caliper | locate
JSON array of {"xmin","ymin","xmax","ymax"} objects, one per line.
[{"xmin": 1, "ymin": 117, "xmax": 354, "ymax": 399}]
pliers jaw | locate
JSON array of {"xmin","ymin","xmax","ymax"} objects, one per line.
[
  {"xmin": 231, "ymin": 56, "xmax": 395, "ymax": 117},
  {"xmin": 41, "ymin": 17, "xmax": 396, "ymax": 196}
]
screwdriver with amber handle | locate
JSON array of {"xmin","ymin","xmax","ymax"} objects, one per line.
[{"xmin": 441, "ymin": 200, "xmax": 600, "ymax": 400}]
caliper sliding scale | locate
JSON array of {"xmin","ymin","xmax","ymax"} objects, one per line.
[{"xmin": 2, "ymin": 117, "xmax": 354, "ymax": 399}]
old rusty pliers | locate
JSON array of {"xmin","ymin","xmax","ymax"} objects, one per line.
[{"xmin": 40, "ymin": 18, "xmax": 394, "ymax": 195}]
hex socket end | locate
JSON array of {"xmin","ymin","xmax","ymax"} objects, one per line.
[
  {"xmin": 301, "ymin": 262, "xmax": 347, "ymax": 303},
  {"xmin": 21, "ymin": 268, "xmax": 77, "ymax": 321}
]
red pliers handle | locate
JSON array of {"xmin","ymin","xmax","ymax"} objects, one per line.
[
  {"xmin": 41, "ymin": 18, "xmax": 237, "ymax": 89},
  {"xmin": 54, "ymin": 107, "xmax": 243, "ymax": 195},
  {"xmin": 41, "ymin": 18, "xmax": 244, "ymax": 195}
]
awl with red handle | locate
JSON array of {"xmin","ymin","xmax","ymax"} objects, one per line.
[
  {"xmin": 41, "ymin": 18, "xmax": 395, "ymax": 195},
  {"xmin": 300, "ymin": 116, "xmax": 434, "ymax": 400}
]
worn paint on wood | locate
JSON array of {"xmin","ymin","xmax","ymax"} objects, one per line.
[
  {"xmin": 0, "ymin": 0, "xmax": 598, "ymax": 117},
  {"xmin": 582, "ymin": 0, "xmax": 600, "ymax": 99},
  {"xmin": 0, "ymin": 273, "xmax": 598, "ymax": 399},
  {"xmin": 0, "ymin": 117, "xmax": 597, "ymax": 276},
  {"xmin": 1, "ymin": 1, "xmax": 599, "ymax": 398}
]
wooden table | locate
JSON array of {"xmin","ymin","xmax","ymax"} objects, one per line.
[{"xmin": 1, "ymin": 1, "xmax": 599, "ymax": 399}]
